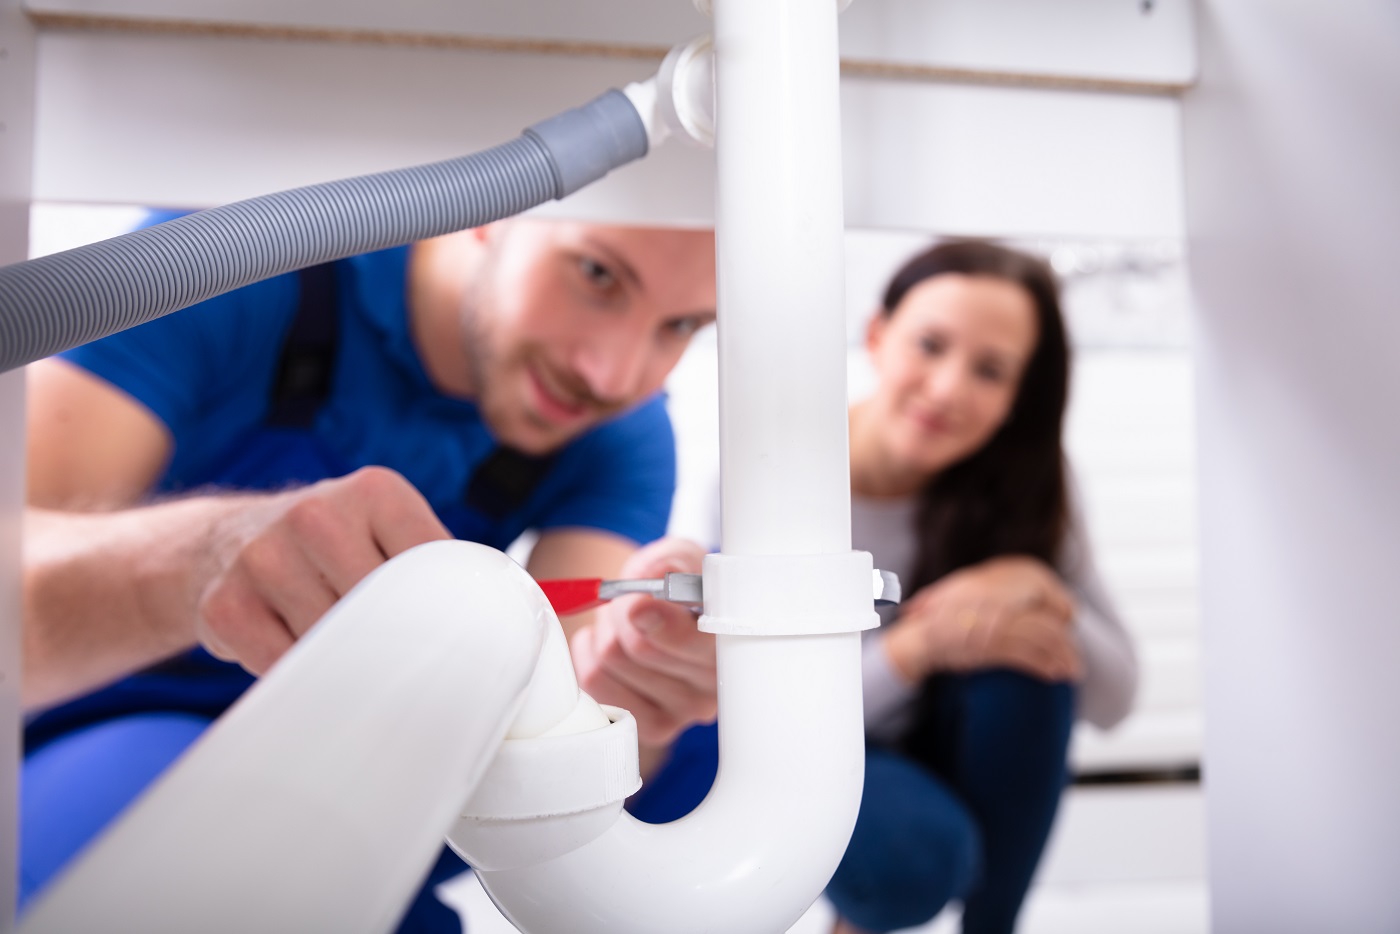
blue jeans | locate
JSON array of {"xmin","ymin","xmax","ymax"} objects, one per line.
[
  {"xmin": 632, "ymin": 671, "xmax": 1073, "ymax": 933},
  {"xmin": 828, "ymin": 671, "xmax": 1076, "ymax": 934},
  {"xmin": 20, "ymin": 712, "xmax": 466, "ymax": 932}
]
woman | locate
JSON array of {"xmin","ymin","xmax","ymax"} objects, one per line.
[
  {"xmin": 628, "ymin": 239, "xmax": 1136, "ymax": 932},
  {"xmin": 828, "ymin": 239, "xmax": 1137, "ymax": 934}
]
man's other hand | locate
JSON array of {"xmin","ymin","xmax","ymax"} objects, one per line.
[{"xmin": 568, "ymin": 537, "xmax": 716, "ymax": 747}]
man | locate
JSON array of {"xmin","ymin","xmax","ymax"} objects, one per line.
[{"xmin": 20, "ymin": 218, "xmax": 719, "ymax": 930}]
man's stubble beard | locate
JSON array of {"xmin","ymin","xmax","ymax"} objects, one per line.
[
  {"xmin": 457, "ymin": 278, "xmax": 515, "ymax": 441},
  {"xmin": 457, "ymin": 277, "xmax": 562, "ymax": 453}
]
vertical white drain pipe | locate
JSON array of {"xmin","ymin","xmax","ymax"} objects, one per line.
[
  {"xmin": 463, "ymin": 2, "xmax": 873, "ymax": 931},
  {"xmin": 713, "ymin": 0, "xmax": 851, "ymax": 558}
]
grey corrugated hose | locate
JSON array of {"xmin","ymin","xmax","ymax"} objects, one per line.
[{"xmin": 0, "ymin": 89, "xmax": 648, "ymax": 374}]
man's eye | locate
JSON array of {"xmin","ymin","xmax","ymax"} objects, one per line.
[{"xmin": 578, "ymin": 257, "xmax": 617, "ymax": 291}]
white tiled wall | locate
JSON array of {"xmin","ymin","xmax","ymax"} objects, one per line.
[{"xmin": 1065, "ymin": 352, "xmax": 1201, "ymax": 773}]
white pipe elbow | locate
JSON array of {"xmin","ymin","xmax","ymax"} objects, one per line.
[{"xmin": 20, "ymin": 540, "xmax": 557, "ymax": 934}]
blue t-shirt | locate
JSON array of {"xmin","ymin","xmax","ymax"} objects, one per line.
[
  {"xmin": 61, "ymin": 245, "xmax": 675, "ymax": 550},
  {"xmin": 27, "ymin": 244, "xmax": 676, "ymax": 743}
]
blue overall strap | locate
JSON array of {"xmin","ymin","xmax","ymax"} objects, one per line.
[
  {"xmin": 265, "ymin": 262, "xmax": 340, "ymax": 429},
  {"xmin": 264, "ymin": 260, "xmax": 556, "ymax": 519},
  {"xmin": 464, "ymin": 446, "xmax": 558, "ymax": 520}
]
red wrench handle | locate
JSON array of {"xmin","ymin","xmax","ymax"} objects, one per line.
[{"xmin": 537, "ymin": 578, "xmax": 606, "ymax": 616}]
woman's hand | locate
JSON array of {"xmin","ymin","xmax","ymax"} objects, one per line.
[{"xmin": 882, "ymin": 555, "xmax": 1083, "ymax": 685}]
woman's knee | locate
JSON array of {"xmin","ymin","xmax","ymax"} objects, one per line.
[
  {"xmin": 960, "ymin": 670, "xmax": 1075, "ymax": 767},
  {"xmin": 965, "ymin": 669, "xmax": 1074, "ymax": 723}
]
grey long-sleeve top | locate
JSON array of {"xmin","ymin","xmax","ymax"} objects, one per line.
[{"xmin": 854, "ymin": 490, "xmax": 1139, "ymax": 738}]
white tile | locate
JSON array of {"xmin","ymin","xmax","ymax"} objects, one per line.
[
  {"xmin": 1017, "ymin": 881, "xmax": 1208, "ymax": 934},
  {"xmin": 1039, "ymin": 785, "xmax": 1206, "ymax": 886}
]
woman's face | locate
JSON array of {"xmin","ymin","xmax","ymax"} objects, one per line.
[{"xmin": 865, "ymin": 273, "xmax": 1039, "ymax": 478}]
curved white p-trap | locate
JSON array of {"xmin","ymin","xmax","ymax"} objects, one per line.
[{"xmin": 459, "ymin": 628, "xmax": 866, "ymax": 934}]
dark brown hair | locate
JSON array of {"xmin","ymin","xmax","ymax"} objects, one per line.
[{"xmin": 880, "ymin": 239, "xmax": 1071, "ymax": 593}]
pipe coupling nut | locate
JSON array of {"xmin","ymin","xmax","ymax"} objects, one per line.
[
  {"xmin": 459, "ymin": 705, "xmax": 639, "ymax": 822},
  {"xmin": 698, "ymin": 551, "xmax": 881, "ymax": 636}
]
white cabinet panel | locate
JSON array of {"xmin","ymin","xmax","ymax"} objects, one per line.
[
  {"xmin": 0, "ymin": 0, "xmax": 34, "ymax": 922},
  {"xmin": 26, "ymin": 0, "xmax": 1195, "ymax": 85},
  {"xmin": 32, "ymin": 17, "xmax": 1185, "ymax": 237},
  {"xmin": 32, "ymin": 31, "xmax": 716, "ymax": 222},
  {"xmin": 841, "ymin": 0, "xmax": 1195, "ymax": 85},
  {"xmin": 842, "ymin": 79, "xmax": 1184, "ymax": 239}
]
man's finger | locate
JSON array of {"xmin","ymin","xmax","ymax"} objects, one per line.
[
  {"xmin": 197, "ymin": 572, "xmax": 296, "ymax": 676},
  {"xmin": 593, "ymin": 644, "xmax": 715, "ymax": 723},
  {"xmin": 284, "ymin": 493, "xmax": 389, "ymax": 596},
  {"xmin": 619, "ymin": 599, "xmax": 714, "ymax": 666},
  {"xmin": 354, "ymin": 468, "xmax": 453, "ymax": 558},
  {"xmin": 246, "ymin": 538, "xmax": 340, "ymax": 638},
  {"xmin": 614, "ymin": 612, "xmax": 715, "ymax": 686},
  {"xmin": 620, "ymin": 536, "xmax": 706, "ymax": 579}
]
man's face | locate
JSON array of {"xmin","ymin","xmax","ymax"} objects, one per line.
[{"xmin": 462, "ymin": 221, "xmax": 717, "ymax": 454}]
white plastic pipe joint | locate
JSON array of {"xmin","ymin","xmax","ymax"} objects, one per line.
[
  {"xmin": 448, "ymin": 703, "xmax": 640, "ymax": 873},
  {"xmin": 623, "ymin": 35, "xmax": 716, "ymax": 150}
]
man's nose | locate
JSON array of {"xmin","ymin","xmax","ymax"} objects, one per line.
[{"xmin": 573, "ymin": 324, "xmax": 652, "ymax": 406}]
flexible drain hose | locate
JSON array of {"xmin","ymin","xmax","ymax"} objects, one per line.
[{"xmin": 0, "ymin": 89, "xmax": 648, "ymax": 374}]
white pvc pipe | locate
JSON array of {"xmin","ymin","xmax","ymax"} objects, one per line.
[
  {"xmin": 714, "ymin": 0, "xmax": 850, "ymax": 557},
  {"xmin": 470, "ymin": 4, "xmax": 865, "ymax": 929},
  {"xmin": 20, "ymin": 541, "xmax": 560, "ymax": 934},
  {"xmin": 474, "ymin": 632, "xmax": 864, "ymax": 934}
]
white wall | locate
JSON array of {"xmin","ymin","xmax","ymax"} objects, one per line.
[
  {"xmin": 1183, "ymin": 2, "xmax": 1400, "ymax": 931},
  {"xmin": 0, "ymin": 0, "xmax": 34, "ymax": 925}
]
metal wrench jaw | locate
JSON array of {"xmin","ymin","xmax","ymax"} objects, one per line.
[
  {"xmin": 602, "ymin": 568, "xmax": 901, "ymax": 612},
  {"xmin": 595, "ymin": 577, "xmax": 667, "ymax": 602},
  {"xmin": 873, "ymin": 569, "xmax": 901, "ymax": 606}
]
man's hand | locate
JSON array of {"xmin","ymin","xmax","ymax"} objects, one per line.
[
  {"xmin": 568, "ymin": 537, "xmax": 716, "ymax": 747},
  {"xmin": 196, "ymin": 467, "xmax": 452, "ymax": 675},
  {"xmin": 882, "ymin": 555, "xmax": 1082, "ymax": 685}
]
